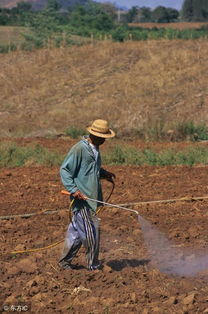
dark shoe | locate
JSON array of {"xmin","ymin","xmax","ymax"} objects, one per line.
[{"xmin": 89, "ymin": 263, "xmax": 102, "ymax": 271}]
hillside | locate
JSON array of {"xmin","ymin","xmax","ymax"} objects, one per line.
[
  {"xmin": 0, "ymin": 0, "xmax": 42, "ymax": 9},
  {"xmin": 0, "ymin": 39, "xmax": 208, "ymax": 137},
  {"xmin": 0, "ymin": 0, "xmax": 87, "ymax": 10}
]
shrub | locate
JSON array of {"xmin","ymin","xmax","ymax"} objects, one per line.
[
  {"xmin": 0, "ymin": 143, "xmax": 63, "ymax": 167},
  {"xmin": 133, "ymin": 30, "xmax": 148, "ymax": 40},
  {"xmin": 65, "ymin": 127, "xmax": 86, "ymax": 139},
  {"xmin": 111, "ymin": 26, "xmax": 128, "ymax": 42},
  {"xmin": 175, "ymin": 121, "xmax": 208, "ymax": 141}
]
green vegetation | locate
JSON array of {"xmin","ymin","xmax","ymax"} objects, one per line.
[
  {"xmin": 102, "ymin": 145, "xmax": 208, "ymax": 166},
  {"xmin": 112, "ymin": 25, "xmax": 208, "ymax": 42},
  {"xmin": 132, "ymin": 121, "xmax": 208, "ymax": 142},
  {"xmin": 175, "ymin": 121, "xmax": 208, "ymax": 141},
  {"xmin": 0, "ymin": 143, "xmax": 63, "ymax": 167},
  {"xmin": 1, "ymin": 141, "xmax": 208, "ymax": 168},
  {"xmin": 65, "ymin": 126, "xmax": 86, "ymax": 139},
  {"xmin": 126, "ymin": 6, "xmax": 179, "ymax": 23},
  {"xmin": 0, "ymin": 1, "xmax": 208, "ymax": 53},
  {"xmin": 182, "ymin": 0, "xmax": 208, "ymax": 22},
  {"xmin": 1, "ymin": 23, "xmax": 207, "ymax": 53},
  {"xmin": 126, "ymin": 1, "xmax": 207, "ymax": 23}
]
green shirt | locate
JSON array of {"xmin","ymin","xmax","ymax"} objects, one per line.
[{"xmin": 60, "ymin": 137, "xmax": 107, "ymax": 212}]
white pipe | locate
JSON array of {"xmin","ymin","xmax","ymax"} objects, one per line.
[{"xmin": 87, "ymin": 197, "xmax": 139, "ymax": 216}]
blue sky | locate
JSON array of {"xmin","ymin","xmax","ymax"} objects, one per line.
[{"xmin": 97, "ymin": 0, "xmax": 184, "ymax": 10}]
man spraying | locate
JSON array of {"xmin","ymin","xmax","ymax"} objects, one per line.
[{"xmin": 58, "ymin": 119, "xmax": 116, "ymax": 270}]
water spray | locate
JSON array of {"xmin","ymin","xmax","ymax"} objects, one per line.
[{"xmin": 61, "ymin": 190, "xmax": 208, "ymax": 277}]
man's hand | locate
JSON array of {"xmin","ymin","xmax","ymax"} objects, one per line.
[
  {"xmin": 72, "ymin": 190, "xmax": 87, "ymax": 200},
  {"xmin": 105, "ymin": 171, "xmax": 116, "ymax": 182}
]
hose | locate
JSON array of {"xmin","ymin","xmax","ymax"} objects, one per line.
[{"xmin": 8, "ymin": 199, "xmax": 75, "ymax": 255}]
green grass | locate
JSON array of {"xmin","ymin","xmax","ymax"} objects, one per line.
[
  {"xmin": 1, "ymin": 142, "xmax": 208, "ymax": 168},
  {"xmin": 0, "ymin": 143, "xmax": 63, "ymax": 167},
  {"xmin": 1, "ymin": 23, "xmax": 208, "ymax": 54},
  {"xmin": 102, "ymin": 145, "xmax": 208, "ymax": 166}
]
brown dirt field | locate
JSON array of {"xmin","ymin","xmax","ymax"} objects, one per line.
[
  {"xmin": 1, "ymin": 139, "xmax": 208, "ymax": 313},
  {"xmin": 129, "ymin": 22, "xmax": 208, "ymax": 30}
]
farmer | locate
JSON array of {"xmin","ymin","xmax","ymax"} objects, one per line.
[{"xmin": 58, "ymin": 119, "xmax": 115, "ymax": 270}]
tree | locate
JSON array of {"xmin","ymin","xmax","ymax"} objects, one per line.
[
  {"xmin": 125, "ymin": 6, "xmax": 139, "ymax": 23},
  {"xmin": 192, "ymin": 0, "xmax": 208, "ymax": 21},
  {"xmin": 9, "ymin": 1, "xmax": 33, "ymax": 25},
  {"xmin": 181, "ymin": 0, "xmax": 194, "ymax": 21},
  {"xmin": 181, "ymin": 0, "xmax": 208, "ymax": 21},
  {"xmin": 137, "ymin": 7, "xmax": 152, "ymax": 22},
  {"xmin": 99, "ymin": 2, "xmax": 117, "ymax": 21},
  {"xmin": 166, "ymin": 8, "xmax": 179, "ymax": 22},
  {"xmin": 69, "ymin": 2, "xmax": 114, "ymax": 31},
  {"xmin": 16, "ymin": 1, "xmax": 32, "ymax": 12},
  {"xmin": 59, "ymin": 0, "xmax": 88, "ymax": 11},
  {"xmin": 47, "ymin": 0, "xmax": 61, "ymax": 11},
  {"xmin": 152, "ymin": 6, "xmax": 169, "ymax": 23},
  {"xmin": 0, "ymin": 8, "xmax": 10, "ymax": 25},
  {"xmin": 152, "ymin": 6, "xmax": 179, "ymax": 23}
]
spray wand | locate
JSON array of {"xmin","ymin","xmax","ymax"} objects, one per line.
[{"xmin": 61, "ymin": 190, "xmax": 140, "ymax": 218}]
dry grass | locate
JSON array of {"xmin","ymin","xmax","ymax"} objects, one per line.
[
  {"xmin": 129, "ymin": 22, "xmax": 208, "ymax": 30},
  {"xmin": 0, "ymin": 26, "xmax": 27, "ymax": 45},
  {"xmin": 0, "ymin": 39, "xmax": 208, "ymax": 137}
]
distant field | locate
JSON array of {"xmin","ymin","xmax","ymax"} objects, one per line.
[
  {"xmin": 0, "ymin": 39, "xmax": 208, "ymax": 137},
  {"xmin": 0, "ymin": 26, "xmax": 27, "ymax": 45},
  {"xmin": 129, "ymin": 22, "xmax": 208, "ymax": 30}
]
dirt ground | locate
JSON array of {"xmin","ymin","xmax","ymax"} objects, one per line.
[
  {"xmin": 1, "ymin": 138, "xmax": 208, "ymax": 313},
  {"xmin": 129, "ymin": 22, "xmax": 208, "ymax": 30}
]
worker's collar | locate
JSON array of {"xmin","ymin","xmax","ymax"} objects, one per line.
[{"xmin": 83, "ymin": 135, "xmax": 99, "ymax": 149}]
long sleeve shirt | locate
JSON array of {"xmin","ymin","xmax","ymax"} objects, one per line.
[{"xmin": 60, "ymin": 137, "xmax": 107, "ymax": 212}]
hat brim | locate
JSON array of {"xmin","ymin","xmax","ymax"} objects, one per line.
[{"xmin": 86, "ymin": 127, "xmax": 115, "ymax": 138}]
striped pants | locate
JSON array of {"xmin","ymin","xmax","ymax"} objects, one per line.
[{"xmin": 59, "ymin": 207, "xmax": 100, "ymax": 269}]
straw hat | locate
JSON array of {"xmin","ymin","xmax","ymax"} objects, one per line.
[{"xmin": 86, "ymin": 119, "xmax": 115, "ymax": 138}]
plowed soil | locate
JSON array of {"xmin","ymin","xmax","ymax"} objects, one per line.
[{"xmin": 1, "ymin": 138, "xmax": 208, "ymax": 313}]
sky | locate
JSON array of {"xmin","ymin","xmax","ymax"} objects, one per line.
[{"xmin": 97, "ymin": 0, "xmax": 184, "ymax": 10}]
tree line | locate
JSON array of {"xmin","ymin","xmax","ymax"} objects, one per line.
[
  {"xmin": 0, "ymin": 0, "xmax": 208, "ymax": 53},
  {"xmin": 0, "ymin": 0, "xmax": 208, "ymax": 26},
  {"xmin": 122, "ymin": 0, "xmax": 208, "ymax": 23}
]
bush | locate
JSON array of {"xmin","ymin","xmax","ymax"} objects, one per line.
[
  {"xmin": 175, "ymin": 121, "xmax": 208, "ymax": 141},
  {"xmin": 65, "ymin": 127, "xmax": 86, "ymax": 139},
  {"xmin": 111, "ymin": 26, "xmax": 128, "ymax": 42},
  {"xmin": 131, "ymin": 29, "xmax": 148, "ymax": 40},
  {"xmin": 0, "ymin": 143, "xmax": 63, "ymax": 167},
  {"xmin": 22, "ymin": 32, "xmax": 45, "ymax": 49}
]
